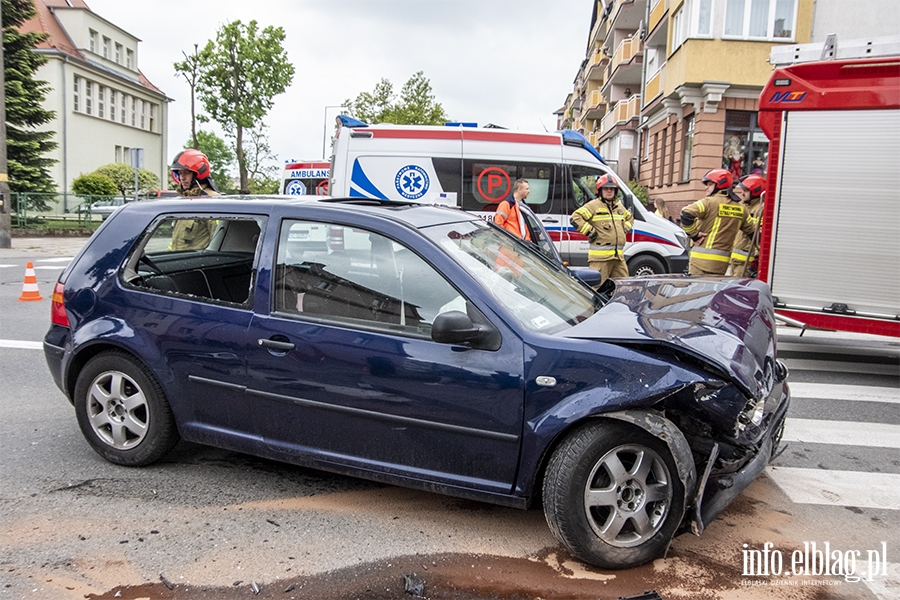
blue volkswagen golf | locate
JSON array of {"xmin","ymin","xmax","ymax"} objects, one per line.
[{"xmin": 44, "ymin": 196, "xmax": 789, "ymax": 569}]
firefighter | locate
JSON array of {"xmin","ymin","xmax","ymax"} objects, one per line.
[
  {"xmin": 729, "ymin": 174, "xmax": 765, "ymax": 277},
  {"xmin": 169, "ymin": 149, "xmax": 220, "ymax": 251},
  {"xmin": 571, "ymin": 175, "xmax": 634, "ymax": 284},
  {"xmin": 681, "ymin": 168, "xmax": 755, "ymax": 276}
]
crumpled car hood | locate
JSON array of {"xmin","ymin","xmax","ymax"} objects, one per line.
[{"xmin": 563, "ymin": 276, "xmax": 778, "ymax": 399}]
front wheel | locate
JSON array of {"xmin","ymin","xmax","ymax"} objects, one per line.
[
  {"xmin": 73, "ymin": 351, "xmax": 179, "ymax": 466},
  {"xmin": 543, "ymin": 421, "xmax": 685, "ymax": 569},
  {"xmin": 627, "ymin": 255, "xmax": 666, "ymax": 277}
]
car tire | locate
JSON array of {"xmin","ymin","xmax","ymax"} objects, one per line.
[
  {"xmin": 542, "ymin": 420, "xmax": 684, "ymax": 569},
  {"xmin": 73, "ymin": 351, "xmax": 179, "ymax": 467},
  {"xmin": 627, "ymin": 255, "xmax": 665, "ymax": 277}
]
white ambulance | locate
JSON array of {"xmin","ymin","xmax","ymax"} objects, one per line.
[
  {"xmin": 329, "ymin": 116, "xmax": 689, "ymax": 274},
  {"xmin": 280, "ymin": 160, "xmax": 331, "ymax": 196}
]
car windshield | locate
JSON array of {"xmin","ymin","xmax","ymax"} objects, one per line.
[{"xmin": 422, "ymin": 220, "xmax": 601, "ymax": 334}]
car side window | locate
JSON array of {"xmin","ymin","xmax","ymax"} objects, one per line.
[
  {"xmin": 274, "ymin": 220, "xmax": 465, "ymax": 336},
  {"xmin": 460, "ymin": 160, "xmax": 563, "ymax": 215},
  {"xmin": 123, "ymin": 216, "xmax": 263, "ymax": 306}
]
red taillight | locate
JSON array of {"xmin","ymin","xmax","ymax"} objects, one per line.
[{"xmin": 51, "ymin": 281, "xmax": 69, "ymax": 327}]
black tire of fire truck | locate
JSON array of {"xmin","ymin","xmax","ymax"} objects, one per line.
[
  {"xmin": 542, "ymin": 420, "xmax": 685, "ymax": 569},
  {"xmin": 627, "ymin": 254, "xmax": 665, "ymax": 277}
]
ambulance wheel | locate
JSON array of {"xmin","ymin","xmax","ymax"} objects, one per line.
[{"xmin": 628, "ymin": 255, "xmax": 665, "ymax": 277}]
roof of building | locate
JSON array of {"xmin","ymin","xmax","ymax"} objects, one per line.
[{"xmin": 22, "ymin": 0, "xmax": 165, "ymax": 96}]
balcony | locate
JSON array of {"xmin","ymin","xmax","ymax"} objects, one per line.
[
  {"xmin": 600, "ymin": 94, "xmax": 642, "ymax": 136},
  {"xmin": 586, "ymin": 50, "xmax": 609, "ymax": 82},
  {"xmin": 583, "ymin": 89, "xmax": 606, "ymax": 119},
  {"xmin": 605, "ymin": 0, "xmax": 648, "ymax": 48},
  {"xmin": 604, "ymin": 36, "xmax": 643, "ymax": 91},
  {"xmin": 588, "ymin": 131, "xmax": 600, "ymax": 148},
  {"xmin": 643, "ymin": 68, "xmax": 664, "ymax": 106},
  {"xmin": 648, "ymin": 0, "xmax": 667, "ymax": 36}
]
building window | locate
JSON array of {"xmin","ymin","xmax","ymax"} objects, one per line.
[
  {"xmin": 692, "ymin": 0, "xmax": 713, "ymax": 37},
  {"xmin": 671, "ymin": 7, "xmax": 686, "ymax": 52},
  {"xmin": 681, "ymin": 115, "xmax": 694, "ymax": 182},
  {"xmin": 126, "ymin": 49, "xmax": 134, "ymax": 69},
  {"xmin": 89, "ymin": 30, "xmax": 97, "ymax": 53},
  {"xmin": 109, "ymin": 90, "xmax": 117, "ymax": 121},
  {"xmin": 140, "ymin": 100, "xmax": 146, "ymax": 129},
  {"xmin": 85, "ymin": 81, "xmax": 93, "ymax": 115},
  {"xmin": 98, "ymin": 86, "xmax": 105, "ymax": 118},
  {"xmin": 722, "ymin": 110, "xmax": 769, "ymax": 179},
  {"xmin": 115, "ymin": 145, "xmax": 122, "ymax": 162},
  {"xmin": 724, "ymin": 0, "xmax": 795, "ymax": 40},
  {"xmin": 121, "ymin": 94, "xmax": 127, "ymax": 123},
  {"xmin": 131, "ymin": 97, "xmax": 136, "ymax": 126},
  {"xmin": 73, "ymin": 76, "xmax": 79, "ymax": 112},
  {"xmin": 102, "ymin": 36, "xmax": 110, "ymax": 59},
  {"xmin": 149, "ymin": 104, "xmax": 156, "ymax": 133},
  {"xmin": 115, "ymin": 43, "xmax": 122, "ymax": 64}
]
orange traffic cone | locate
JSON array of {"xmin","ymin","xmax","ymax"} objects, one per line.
[{"xmin": 18, "ymin": 262, "xmax": 44, "ymax": 302}]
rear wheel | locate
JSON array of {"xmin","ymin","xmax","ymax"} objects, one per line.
[
  {"xmin": 627, "ymin": 255, "xmax": 665, "ymax": 277},
  {"xmin": 74, "ymin": 351, "xmax": 179, "ymax": 466},
  {"xmin": 543, "ymin": 421, "xmax": 684, "ymax": 569}
]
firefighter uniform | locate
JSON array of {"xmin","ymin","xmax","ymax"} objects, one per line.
[
  {"xmin": 682, "ymin": 189, "xmax": 755, "ymax": 275},
  {"xmin": 571, "ymin": 198, "xmax": 634, "ymax": 281},
  {"xmin": 729, "ymin": 195, "xmax": 762, "ymax": 277}
]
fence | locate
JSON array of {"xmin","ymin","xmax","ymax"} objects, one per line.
[{"xmin": 10, "ymin": 192, "xmax": 135, "ymax": 227}]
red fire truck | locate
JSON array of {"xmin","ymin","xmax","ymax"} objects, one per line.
[{"xmin": 757, "ymin": 42, "xmax": 900, "ymax": 337}]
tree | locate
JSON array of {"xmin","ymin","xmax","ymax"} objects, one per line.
[
  {"xmin": 71, "ymin": 172, "xmax": 117, "ymax": 198},
  {"xmin": 187, "ymin": 130, "xmax": 235, "ymax": 193},
  {"xmin": 242, "ymin": 123, "xmax": 278, "ymax": 190},
  {"xmin": 194, "ymin": 20, "xmax": 294, "ymax": 194},
  {"xmin": 173, "ymin": 43, "xmax": 202, "ymax": 149},
  {"xmin": 94, "ymin": 163, "xmax": 160, "ymax": 200},
  {"xmin": 344, "ymin": 71, "xmax": 449, "ymax": 125},
  {"xmin": 3, "ymin": 0, "xmax": 58, "ymax": 210}
]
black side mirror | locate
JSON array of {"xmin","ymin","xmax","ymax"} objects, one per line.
[{"xmin": 431, "ymin": 310, "xmax": 484, "ymax": 345}]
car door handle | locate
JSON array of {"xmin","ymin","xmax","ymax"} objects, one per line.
[
  {"xmin": 258, "ymin": 339, "xmax": 295, "ymax": 351},
  {"xmin": 541, "ymin": 217, "xmax": 559, "ymax": 223}
]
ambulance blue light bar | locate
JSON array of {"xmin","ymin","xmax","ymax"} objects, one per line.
[
  {"xmin": 444, "ymin": 122, "xmax": 478, "ymax": 127},
  {"xmin": 337, "ymin": 115, "xmax": 368, "ymax": 128},
  {"xmin": 560, "ymin": 129, "xmax": 606, "ymax": 164}
]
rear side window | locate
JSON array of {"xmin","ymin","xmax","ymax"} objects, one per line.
[
  {"xmin": 460, "ymin": 160, "xmax": 563, "ymax": 214},
  {"xmin": 123, "ymin": 216, "xmax": 264, "ymax": 306}
]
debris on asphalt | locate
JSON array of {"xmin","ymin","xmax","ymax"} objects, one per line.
[
  {"xmin": 403, "ymin": 573, "xmax": 425, "ymax": 597},
  {"xmin": 266, "ymin": 518, "xmax": 281, "ymax": 527},
  {"xmin": 619, "ymin": 592, "xmax": 664, "ymax": 600},
  {"xmin": 251, "ymin": 580, "xmax": 261, "ymax": 594},
  {"xmin": 283, "ymin": 583, "xmax": 297, "ymax": 592},
  {"xmin": 159, "ymin": 573, "xmax": 174, "ymax": 590}
]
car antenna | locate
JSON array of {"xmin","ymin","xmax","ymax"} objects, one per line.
[{"xmin": 538, "ymin": 119, "xmax": 549, "ymax": 132}]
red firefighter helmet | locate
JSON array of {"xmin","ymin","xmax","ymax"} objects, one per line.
[
  {"xmin": 737, "ymin": 174, "xmax": 766, "ymax": 198},
  {"xmin": 701, "ymin": 168, "xmax": 734, "ymax": 191},
  {"xmin": 170, "ymin": 149, "xmax": 211, "ymax": 184},
  {"xmin": 595, "ymin": 174, "xmax": 619, "ymax": 193}
]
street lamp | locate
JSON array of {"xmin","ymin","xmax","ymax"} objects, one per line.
[{"xmin": 323, "ymin": 105, "xmax": 348, "ymax": 160}]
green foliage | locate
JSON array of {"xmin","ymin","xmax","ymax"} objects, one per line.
[
  {"xmin": 242, "ymin": 123, "xmax": 278, "ymax": 182},
  {"xmin": 3, "ymin": 0, "xmax": 58, "ymax": 206},
  {"xmin": 71, "ymin": 173, "xmax": 118, "ymax": 197},
  {"xmin": 194, "ymin": 20, "xmax": 294, "ymax": 193},
  {"xmin": 247, "ymin": 174, "xmax": 279, "ymax": 194},
  {"xmin": 627, "ymin": 179, "xmax": 650, "ymax": 207},
  {"xmin": 188, "ymin": 130, "xmax": 235, "ymax": 193},
  {"xmin": 344, "ymin": 71, "xmax": 449, "ymax": 125},
  {"xmin": 94, "ymin": 163, "xmax": 160, "ymax": 198}
]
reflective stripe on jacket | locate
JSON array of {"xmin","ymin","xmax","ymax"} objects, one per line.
[
  {"xmin": 570, "ymin": 198, "xmax": 634, "ymax": 261},
  {"xmin": 682, "ymin": 190, "xmax": 756, "ymax": 273}
]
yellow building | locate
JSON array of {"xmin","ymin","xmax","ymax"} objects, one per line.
[
  {"xmin": 563, "ymin": 0, "xmax": 814, "ymax": 214},
  {"xmin": 639, "ymin": 0, "xmax": 813, "ymax": 213}
]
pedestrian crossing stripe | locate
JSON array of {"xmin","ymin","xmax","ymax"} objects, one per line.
[
  {"xmin": 766, "ymin": 467, "xmax": 900, "ymax": 511},
  {"xmin": 790, "ymin": 382, "xmax": 900, "ymax": 404},
  {"xmin": 782, "ymin": 418, "xmax": 900, "ymax": 449}
]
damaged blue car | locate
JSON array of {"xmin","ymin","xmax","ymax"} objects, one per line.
[{"xmin": 44, "ymin": 197, "xmax": 789, "ymax": 569}]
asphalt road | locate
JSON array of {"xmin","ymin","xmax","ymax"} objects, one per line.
[{"xmin": 1, "ymin": 237, "xmax": 897, "ymax": 600}]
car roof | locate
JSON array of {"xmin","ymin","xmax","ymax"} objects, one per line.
[{"xmin": 123, "ymin": 195, "xmax": 480, "ymax": 231}]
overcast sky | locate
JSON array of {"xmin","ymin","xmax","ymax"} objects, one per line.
[{"xmin": 83, "ymin": 0, "xmax": 593, "ymax": 175}]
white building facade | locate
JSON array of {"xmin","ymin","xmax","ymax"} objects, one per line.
[{"xmin": 25, "ymin": 0, "xmax": 169, "ymax": 195}]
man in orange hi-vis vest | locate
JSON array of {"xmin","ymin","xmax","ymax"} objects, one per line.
[{"xmin": 494, "ymin": 179, "xmax": 532, "ymax": 241}]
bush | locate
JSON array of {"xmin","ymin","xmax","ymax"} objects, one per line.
[
  {"xmin": 72, "ymin": 173, "xmax": 118, "ymax": 197},
  {"xmin": 627, "ymin": 179, "xmax": 650, "ymax": 208}
]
